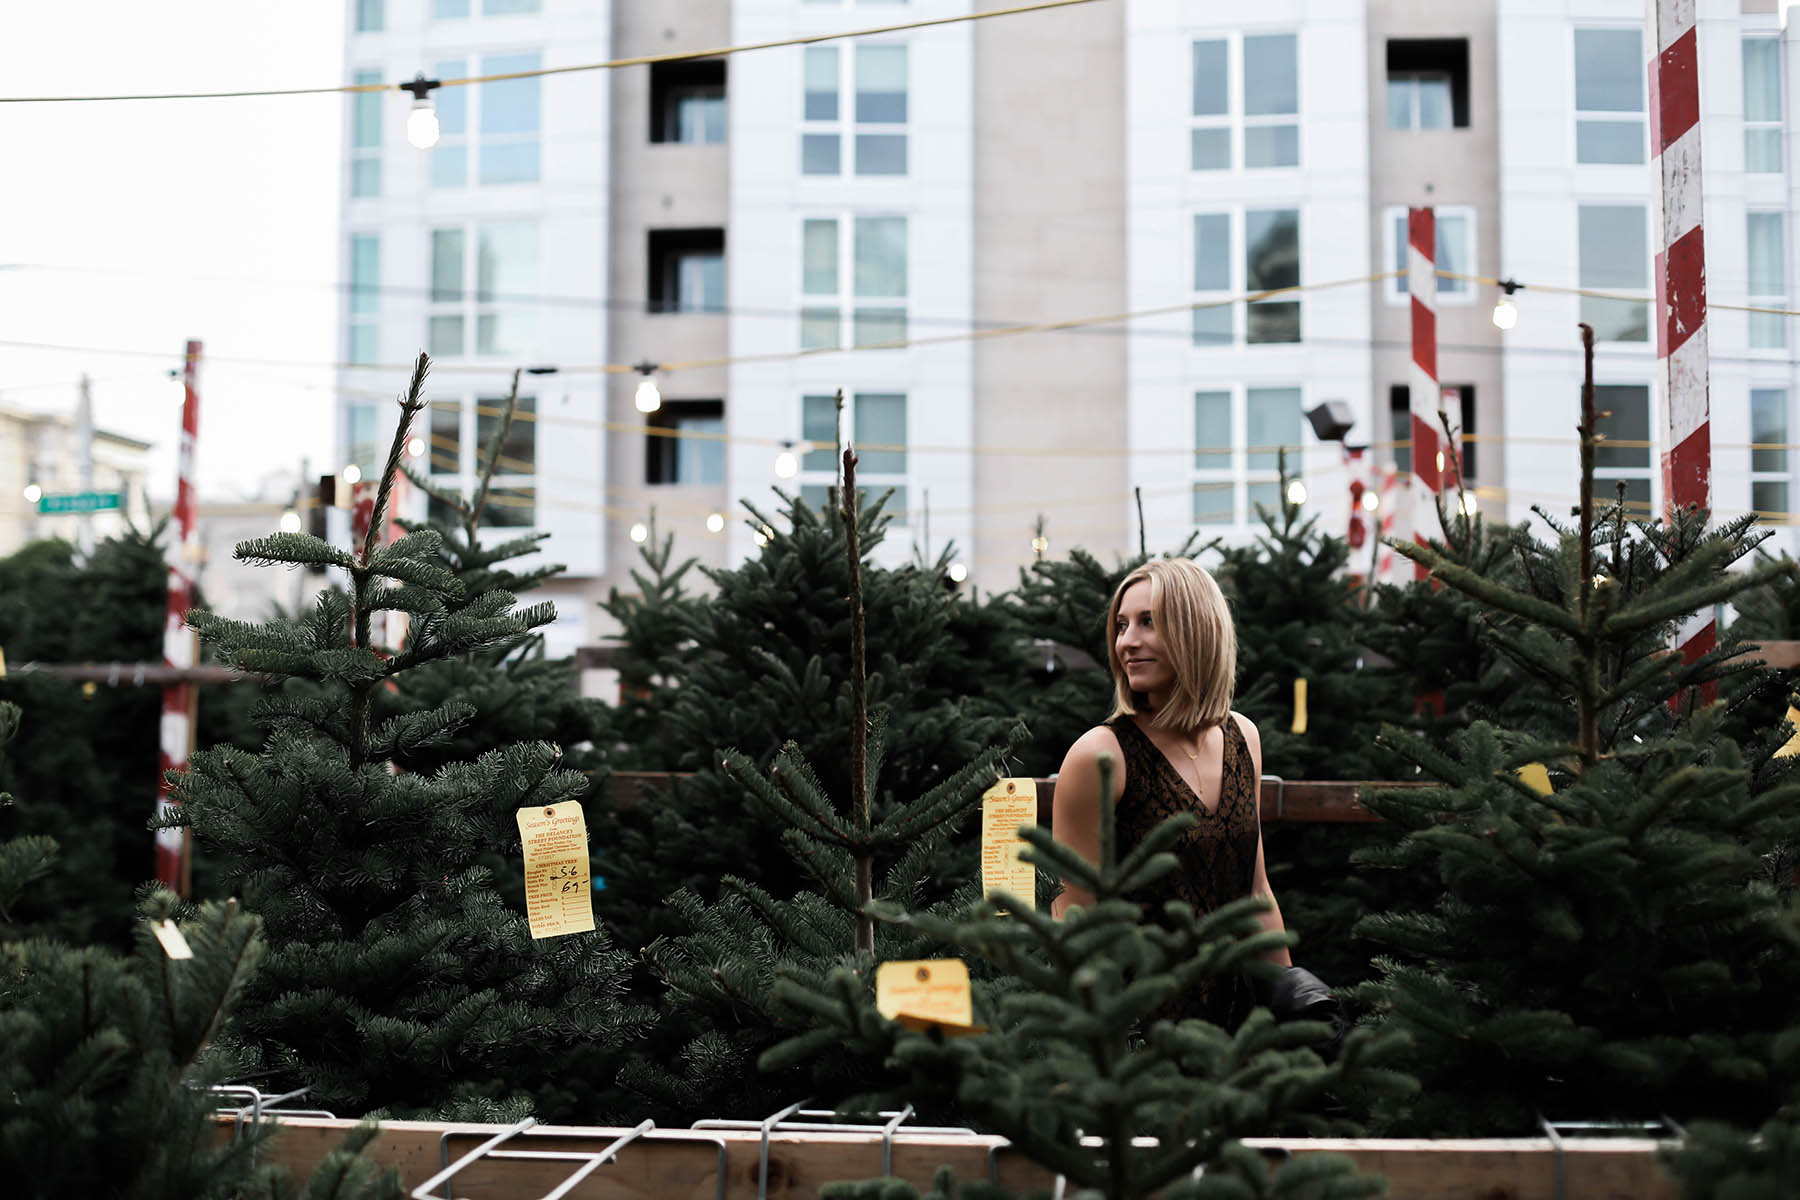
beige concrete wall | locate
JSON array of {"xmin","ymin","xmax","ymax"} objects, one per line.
[
  {"xmin": 970, "ymin": 1, "xmax": 1128, "ymax": 598},
  {"xmin": 1367, "ymin": 0, "xmax": 1505, "ymax": 495},
  {"xmin": 606, "ymin": 0, "xmax": 731, "ymax": 609}
]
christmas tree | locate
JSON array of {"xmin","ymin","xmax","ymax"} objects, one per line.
[
  {"xmin": 165, "ymin": 355, "xmax": 650, "ymax": 1118},
  {"xmin": 615, "ymin": 453, "xmax": 1026, "ymax": 1120},
  {"xmin": 775, "ymin": 751, "xmax": 1408, "ymax": 1200},
  {"xmin": 1352, "ymin": 328, "xmax": 1800, "ymax": 1134},
  {"xmin": 594, "ymin": 512, "xmax": 703, "ymax": 768},
  {"xmin": 1215, "ymin": 452, "xmax": 1391, "ymax": 783},
  {"xmin": 0, "ymin": 696, "xmax": 403, "ymax": 1200}
]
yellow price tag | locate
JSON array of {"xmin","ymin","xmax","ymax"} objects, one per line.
[
  {"xmin": 876, "ymin": 959, "xmax": 980, "ymax": 1033},
  {"xmin": 151, "ymin": 919, "xmax": 193, "ymax": 960},
  {"xmin": 1515, "ymin": 763, "xmax": 1553, "ymax": 795},
  {"xmin": 981, "ymin": 778, "xmax": 1037, "ymax": 910},
  {"xmin": 0, "ymin": 646, "xmax": 8, "ymax": 677},
  {"xmin": 1290, "ymin": 678, "xmax": 1309, "ymax": 734},
  {"xmin": 1776, "ymin": 706, "xmax": 1800, "ymax": 759},
  {"xmin": 515, "ymin": 801, "xmax": 596, "ymax": 940}
]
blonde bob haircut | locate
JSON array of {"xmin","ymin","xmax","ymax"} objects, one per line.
[{"xmin": 1105, "ymin": 557, "xmax": 1236, "ymax": 732}]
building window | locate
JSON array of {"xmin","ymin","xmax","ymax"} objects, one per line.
[
  {"xmin": 799, "ymin": 392, "xmax": 908, "ymax": 518},
  {"xmin": 355, "ymin": 0, "xmax": 383, "ymax": 33},
  {"xmin": 1752, "ymin": 388, "xmax": 1790, "ymax": 523},
  {"xmin": 348, "ymin": 233, "xmax": 380, "ymax": 365},
  {"xmin": 434, "ymin": 0, "xmax": 542, "ymax": 17},
  {"xmin": 1592, "ymin": 383, "xmax": 1652, "ymax": 517},
  {"xmin": 1193, "ymin": 386, "xmax": 1303, "ymax": 525},
  {"xmin": 427, "ymin": 221, "xmax": 539, "ymax": 358},
  {"xmin": 646, "ymin": 401, "xmax": 725, "ymax": 485},
  {"xmin": 1191, "ymin": 209, "xmax": 1300, "ymax": 345},
  {"xmin": 800, "ymin": 215, "xmax": 907, "ymax": 349},
  {"xmin": 429, "ymin": 400, "xmax": 461, "ymax": 477},
  {"xmin": 1191, "ymin": 34, "xmax": 1299, "ymax": 170},
  {"xmin": 350, "ymin": 68, "xmax": 382, "ymax": 198},
  {"xmin": 429, "ymin": 53, "xmax": 540, "ymax": 186},
  {"xmin": 1247, "ymin": 208, "xmax": 1300, "ymax": 343},
  {"xmin": 1384, "ymin": 207, "xmax": 1475, "ymax": 303},
  {"xmin": 1745, "ymin": 37, "xmax": 1782, "ymax": 174},
  {"xmin": 801, "ymin": 44, "xmax": 907, "ymax": 176},
  {"xmin": 1749, "ymin": 211, "xmax": 1787, "ymax": 350},
  {"xmin": 1385, "ymin": 39, "xmax": 1469, "ymax": 130},
  {"xmin": 650, "ymin": 59, "xmax": 726, "ymax": 144},
  {"xmin": 1577, "ymin": 204, "xmax": 1649, "ymax": 343},
  {"xmin": 347, "ymin": 403, "xmax": 380, "ymax": 474},
  {"xmin": 1574, "ymin": 28, "xmax": 1645, "ymax": 165},
  {"xmin": 647, "ymin": 228, "xmax": 726, "ymax": 313}
]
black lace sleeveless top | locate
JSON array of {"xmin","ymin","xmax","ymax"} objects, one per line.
[{"xmin": 1107, "ymin": 714, "xmax": 1261, "ymax": 1031}]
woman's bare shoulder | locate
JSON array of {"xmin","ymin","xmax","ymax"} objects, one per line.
[
  {"xmin": 1063, "ymin": 724, "xmax": 1124, "ymax": 768},
  {"xmin": 1228, "ymin": 710, "xmax": 1261, "ymax": 745}
]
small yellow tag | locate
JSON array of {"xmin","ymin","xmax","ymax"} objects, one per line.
[
  {"xmin": 1290, "ymin": 678, "xmax": 1308, "ymax": 734},
  {"xmin": 1515, "ymin": 763, "xmax": 1554, "ymax": 795},
  {"xmin": 515, "ymin": 801, "xmax": 596, "ymax": 940},
  {"xmin": 151, "ymin": 919, "xmax": 193, "ymax": 960},
  {"xmin": 1776, "ymin": 706, "xmax": 1800, "ymax": 759},
  {"xmin": 0, "ymin": 646, "xmax": 8, "ymax": 677},
  {"xmin": 877, "ymin": 959, "xmax": 976, "ymax": 1030},
  {"xmin": 981, "ymin": 778, "xmax": 1037, "ymax": 910}
]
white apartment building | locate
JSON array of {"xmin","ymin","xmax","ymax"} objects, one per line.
[
  {"xmin": 0, "ymin": 405, "xmax": 152, "ymax": 559},
  {"xmin": 337, "ymin": 0, "xmax": 1800, "ymax": 659}
]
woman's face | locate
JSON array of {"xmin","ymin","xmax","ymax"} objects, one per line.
[{"xmin": 1115, "ymin": 579, "xmax": 1174, "ymax": 699}]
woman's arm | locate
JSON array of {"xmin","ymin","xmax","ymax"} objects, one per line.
[
  {"xmin": 1235, "ymin": 712, "xmax": 1293, "ymax": 967},
  {"xmin": 1050, "ymin": 726, "xmax": 1123, "ymax": 917}
]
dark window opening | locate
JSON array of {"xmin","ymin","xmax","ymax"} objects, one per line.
[
  {"xmin": 650, "ymin": 58, "xmax": 726, "ymax": 144},
  {"xmin": 1391, "ymin": 384, "xmax": 1477, "ymax": 478},
  {"xmin": 647, "ymin": 228, "xmax": 726, "ymax": 313},
  {"xmin": 1386, "ymin": 39, "xmax": 1470, "ymax": 129},
  {"xmin": 646, "ymin": 399, "xmax": 726, "ymax": 485}
]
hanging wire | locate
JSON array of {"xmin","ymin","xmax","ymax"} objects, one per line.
[{"xmin": 0, "ymin": 0, "xmax": 1104, "ymax": 103}]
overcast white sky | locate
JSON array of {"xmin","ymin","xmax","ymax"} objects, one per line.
[{"xmin": 0, "ymin": 4, "xmax": 348, "ymax": 503}]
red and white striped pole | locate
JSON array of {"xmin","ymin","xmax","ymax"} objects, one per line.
[
  {"xmin": 1646, "ymin": 0, "xmax": 1714, "ymax": 700},
  {"xmin": 154, "ymin": 339, "xmax": 201, "ymax": 892},
  {"xmin": 1407, "ymin": 205, "xmax": 1444, "ymax": 578}
]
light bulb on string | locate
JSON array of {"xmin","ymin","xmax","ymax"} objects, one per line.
[
  {"xmin": 279, "ymin": 510, "xmax": 303, "ymax": 534},
  {"xmin": 1458, "ymin": 491, "xmax": 1480, "ymax": 518},
  {"xmin": 1360, "ymin": 489, "xmax": 1380, "ymax": 512},
  {"xmin": 1285, "ymin": 479, "xmax": 1308, "ymax": 506},
  {"xmin": 629, "ymin": 522, "xmax": 649, "ymax": 544},
  {"xmin": 1492, "ymin": 278, "xmax": 1522, "ymax": 331},
  {"xmin": 948, "ymin": 562, "xmax": 968, "ymax": 583},
  {"xmin": 705, "ymin": 511, "xmax": 725, "ymax": 534},
  {"xmin": 632, "ymin": 361, "xmax": 662, "ymax": 414},
  {"xmin": 403, "ymin": 75, "xmax": 441, "ymax": 149},
  {"xmin": 23, "ymin": 483, "xmax": 42, "ymax": 504},
  {"xmin": 774, "ymin": 441, "xmax": 799, "ymax": 479},
  {"xmin": 342, "ymin": 464, "xmax": 363, "ymax": 485},
  {"xmin": 407, "ymin": 435, "xmax": 426, "ymax": 458}
]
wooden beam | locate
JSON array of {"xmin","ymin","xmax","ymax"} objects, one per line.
[
  {"xmin": 7, "ymin": 661, "xmax": 267, "ymax": 686},
  {"xmin": 229, "ymin": 1116, "xmax": 1679, "ymax": 1200},
  {"xmin": 1744, "ymin": 639, "xmax": 1800, "ymax": 670},
  {"xmin": 603, "ymin": 772, "xmax": 1402, "ymax": 825}
]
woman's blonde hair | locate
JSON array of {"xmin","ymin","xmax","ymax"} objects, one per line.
[{"xmin": 1105, "ymin": 558, "xmax": 1236, "ymax": 731}]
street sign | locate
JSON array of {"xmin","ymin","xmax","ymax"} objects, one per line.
[{"xmin": 37, "ymin": 491, "xmax": 123, "ymax": 514}]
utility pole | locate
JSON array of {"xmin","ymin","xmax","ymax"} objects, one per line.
[
  {"xmin": 75, "ymin": 373, "xmax": 94, "ymax": 556},
  {"xmin": 154, "ymin": 339, "xmax": 201, "ymax": 894}
]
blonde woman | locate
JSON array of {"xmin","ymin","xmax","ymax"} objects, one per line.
[{"xmin": 1051, "ymin": 557, "xmax": 1290, "ymax": 1031}]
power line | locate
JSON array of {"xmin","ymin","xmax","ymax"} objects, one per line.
[{"xmin": 0, "ymin": 0, "xmax": 1105, "ymax": 104}]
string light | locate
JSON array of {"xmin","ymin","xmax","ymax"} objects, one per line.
[
  {"xmin": 23, "ymin": 483, "xmax": 42, "ymax": 503},
  {"xmin": 705, "ymin": 511, "xmax": 725, "ymax": 533},
  {"xmin": 1458, "ymin": 492, "xmax": 1480, "ymax": 518},
  {"xmin": 1360, "ymin": 490, "xmax": 1381, "ymax": 512},
  {"xmin": 1492, "ymin": 278, "xmax": 1522, "ymax": 331},
  {"xmin": 948, "ymin": 562, "xmax": 968, "ymax": 583},
  {"xmin": 1285, "ymin": 479, "xmax": 1308, "ymax": 506},
  {"xmin": 774, "ymin": 441, "xmax": 799, "ymax": 479},
  {"xmin": 341, "ymin": 464, "xmax": 363, "ymax": 485},
  {"xmin": 629, "ymin": 522, "xmax": 649, "ymax": 544},
  {"xmin": 403, "ymin": 75, "xmax": 441, "ymax": 149},
  {"xmin": 279, "ymin": 510, "xmax": 302, "ymax": 533},
  {"xmin": 406, "ymin": 435, "xmax": 426, "ymax": 457},
  {"xmin": 633, "ymin": 361, "xmax": 662, "ymax": 414},
  {"xmin": 1030, "ymin": 533, "xmax": 1049, "ymax": 556}
]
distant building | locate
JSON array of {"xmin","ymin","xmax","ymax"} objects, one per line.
[
  {"xmin": 335, "ymin": 0, "xmax": 1799, "ymax": 651},
  {"xmin": 0, "ymin": 404, "xmax": 152, "ymax": 558},
  {"xmin": 152, "ymin": 470, "xmax": 323, "ymax": 623}
]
